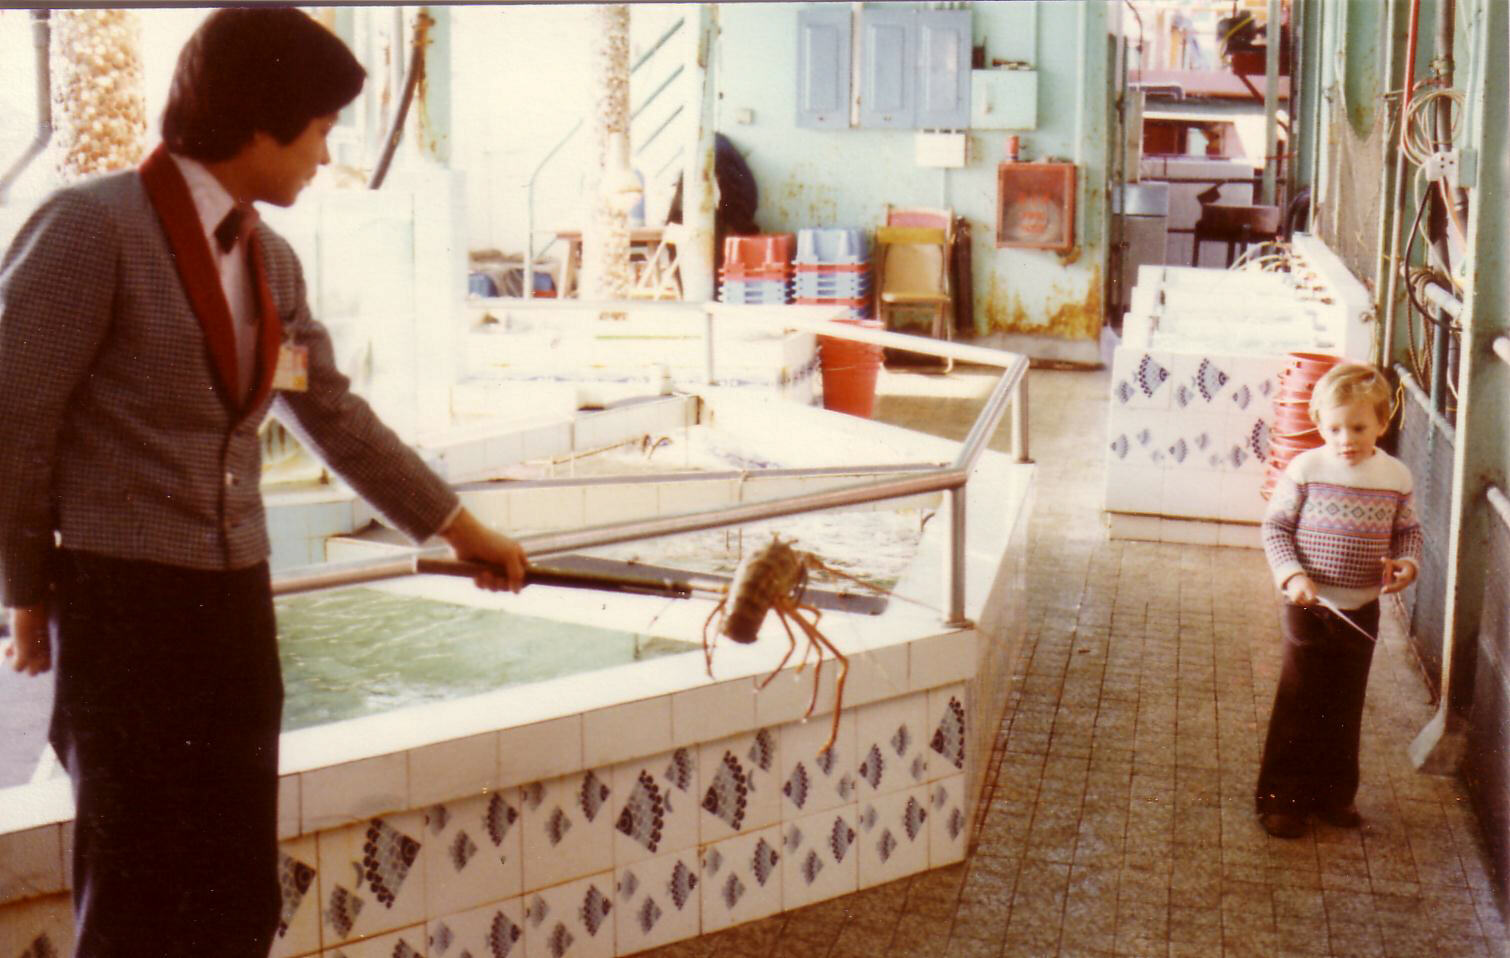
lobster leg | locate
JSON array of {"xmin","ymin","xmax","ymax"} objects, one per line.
[
  {"xmin": 788, "ymin": 604, "xmax": 849, "ymax": 754},
  {"xmin": 700, "ymin": 595, "xmax": 728, "ymax": 678},
  {"xmin": 774, "ymin": 603, "xmax": 825, "ymax": 720},
  {"xmin": 756, "ymin": 606, "xmax": 801, "ymax": 690}
]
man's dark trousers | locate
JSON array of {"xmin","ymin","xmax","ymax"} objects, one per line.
[
  {"xmin": 50, "ymin": 549, "xmax": 283, "ymax": 957},
  {"xmin": 1255, "ymin": 600, "xmax": 1380, "ymax": 816}
]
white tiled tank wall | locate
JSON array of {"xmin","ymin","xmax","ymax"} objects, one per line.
[
  {"xmin": 1105, "ymin": 344, "xmax": 1284, "ymax": 539},
  {"xmin": 0, "ymin": 686, "xmax": 971, "ymax": 958}
]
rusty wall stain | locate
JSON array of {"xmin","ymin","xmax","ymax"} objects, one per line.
[
  {"xmin": 412, "ymin": 9, "xmax": 440, "ymax": 159},
  {"xmin": 982, "ymin": 262, "xmax": 1103, "ymax": 341},
  {"xmin": 773, "ymin": 171, "xmax": 838, "ymax": 228}
]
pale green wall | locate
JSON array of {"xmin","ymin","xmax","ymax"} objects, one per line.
[{"xmin": 713, "ymin": 2, "xmax": 1111, "ymax": 352}]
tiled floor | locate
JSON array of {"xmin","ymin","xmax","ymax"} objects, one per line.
[{"xmin": 635, "ymin": 367, "xmax": 1510, "ymax": 958}]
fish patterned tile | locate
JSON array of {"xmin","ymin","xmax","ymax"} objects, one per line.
[
  {"xmin": 611, "ymin": 748, "xmax": 699, "ymax": 867},
  {"xmin": 0, "ymin": 893, "xmax": 73, "ymax": 958},
  {"xmin": 1109, "ymin": 348, "xmax": 1173, "ymax": 411},
  {"xmin": 853, "ymin": 693, "xmax": 929, "ymax": 799},
  {"xmin": 1227, "ymin": 412, "xmax": 1274, "ymax": 476},
  {"xmin": 926, "ymin": 685, "xmax": 968, "ymax": 782},
  {"xmin": 697, "ymin": 728, "xmax": 782, "ymax": 842},
  {"xmin": 519, "ymin": 769, "xmax": 614, "ymax": 891},
  {"xmin": 315, "ymin": 811, "xmax": 428, "ymax": 947},
  {"xmin": 320, "ymin": 924, "xmax": 426, "ymax": 958},
  {"xmin": 779, "ymin": 806, "xmax": 859, "ymax": 911},
  {"xmin": 427, "ymin": 897, "xmax": 526, "ymax": 958},
  {"xmin": 777, "ymin": 710, "xmax": 857, "ymax": 817},
  {"xmin": 926, "ymin": 774, "xmax": 970, "ymax": 868},
  {"xmin": 855, "ymin": 785, "xmax": 932, "ymax": 889},
  {"xmin": 269, "ymin": 835, "xmax": 319, "ymax": 958},
  {"xmin": 614, "ymin": 850, "xmax": 702, "ymax": 954},
  {"xmin": 1167, "ymin": 353, "xmax": 1235, "ymax": 412},
  {"xmin": 423, "ymin": 790, "xmax": 524, "ymax": 919},
  {"xmin": 1226, "ymin": 355, "xmax": 1286, "ymax": 416},
  {"xmin": 520, "ymin": 871, "xmax": 616, "ymax": 958},
  {"xmin": 1106, "ymin": 407, "xmax": 1169, "ymax": 470},
  {"xmin": 1163, "ymin": 412, "xmax": 1228, "ymax": 473},
  {"xmin": 699, "ymin": 825, "xmax": 785, "ymax": 934}
]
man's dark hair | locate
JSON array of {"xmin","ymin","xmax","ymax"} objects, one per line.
[{"xmin": 162, "ymin": 8, "xmax": 366, "ymax": 162}]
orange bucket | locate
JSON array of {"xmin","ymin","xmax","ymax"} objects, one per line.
[{"xmin": 819, "ymin": 319, "xmax": 883, "ymax": 418}]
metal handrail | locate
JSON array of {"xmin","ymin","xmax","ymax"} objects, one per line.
[
  {"xmin": 524, "ymin": 118, "xmax": 584, "ymax": 302},
  {"xmin": 273, "ymin": 303, "xmax": 1032, "ymax": 628}
]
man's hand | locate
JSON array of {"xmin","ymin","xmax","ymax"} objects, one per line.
[
  {"xmin": 1380, "ymin": 558, "xmax": 1417, "ymax": 595},
  {"xmin": 3, "ymin": 604, "xmax": 51, "ymax": 675},
  {"xmin": 440, "ymin": 508, "xmax": 527, "ymax": 593},
  {"xmin": 1283, "ymin": 573, "xmax": 1318, "ymax": 606}
]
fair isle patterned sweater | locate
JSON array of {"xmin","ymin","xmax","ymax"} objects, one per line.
[{"xmin": 1261, "ymin": 446, "xmax": 1423, "ymax": 610}]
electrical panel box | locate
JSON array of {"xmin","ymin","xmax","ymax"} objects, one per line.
[
  {"xmin": 915, "ymin": 10, "xmax": 971, "ymax": 129},
  {"xmin": 858, "ymin": 8, "xmax": 916, "ymax": 128},
  {"xmin": 796, "ymin": 8, "xmax": 851, "ymax": 129},
  {"xmin": 970, "ymin": 69, "xmax": 1038, "ymax": 130}
]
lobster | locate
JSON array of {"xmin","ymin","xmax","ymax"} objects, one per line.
[{"xmin": 703, "ymin": 535, "xmax": 879, "ymax": 753}]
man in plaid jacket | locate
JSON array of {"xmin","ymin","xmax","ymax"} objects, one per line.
[{"xmin": 0, "ymin": 10, "xmax": 525, "ymax": 954}]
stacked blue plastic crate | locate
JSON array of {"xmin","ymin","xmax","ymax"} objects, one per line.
[{"xmin": 793, "ymin": 228, "xmax": 872, "ymax": 318}]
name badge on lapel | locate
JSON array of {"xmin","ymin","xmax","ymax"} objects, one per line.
[{"xmin": 272, "ymin": 343, "xmax": 309, "ymax": 392}]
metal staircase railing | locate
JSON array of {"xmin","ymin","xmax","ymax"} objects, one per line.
[{"xmin": 523, "ymin": 12, "xmax": 690, "ymax": 300}]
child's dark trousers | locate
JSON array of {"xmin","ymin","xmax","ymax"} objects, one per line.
[{"xmin": 1255, "ymin": 599, "xmax": 1380, "ymax": 816}]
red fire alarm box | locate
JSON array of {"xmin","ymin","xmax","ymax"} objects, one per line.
[{"xmin": 995, "ymin": 162, "xmax": 1076, "ymax": 251}]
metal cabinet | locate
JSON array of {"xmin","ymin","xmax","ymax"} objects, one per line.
[
  {"xmin": 791, "ymin": 7, "xmax": 967, "ymax": 131},
  {"xmin": 915, "ymin": 10, "xmax": 971, "ymax": 130},
  {"xmin": 858, "ymin": 7, "xmax": 916, "ymax": 128},
  {"xmin": 796, "ymin": 8, "xmax": 851, "ymax": 129}
]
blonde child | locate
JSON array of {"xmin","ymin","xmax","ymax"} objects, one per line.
[{"xmin": 1256, "ymin": 362, "xmax": 1422, "ymax": 838}]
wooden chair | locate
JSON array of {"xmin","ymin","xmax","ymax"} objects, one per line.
[
  {"xmin": 630, "ymin": 224, "xmax": 685, "ymax": 300},
  {"xmin": 875, "ymin": 223, "xmax": 954, "ymax": 373}
]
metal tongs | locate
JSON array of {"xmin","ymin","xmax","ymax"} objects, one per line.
[{"xmin": 418, "ymin": 553, "xmax": 888, "ymax": 614}]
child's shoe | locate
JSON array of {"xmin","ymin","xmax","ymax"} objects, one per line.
[{"xmin": 1259, "ymin": 812, "xmax": 1307, "ymax": 839}]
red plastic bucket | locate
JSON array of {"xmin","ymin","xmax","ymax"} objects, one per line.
[{"xmin": 819, "ymin": 319, "xmax": 883, "ymax": 418}]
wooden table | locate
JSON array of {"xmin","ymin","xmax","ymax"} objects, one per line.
[{"xmin": 553, "ymin": 227, "xmax": 667, "ymax": 298}]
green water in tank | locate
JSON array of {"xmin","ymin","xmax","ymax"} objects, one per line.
[{"xmin": 275, "ymin": 587, "xmax": 698, "ymax": 731}]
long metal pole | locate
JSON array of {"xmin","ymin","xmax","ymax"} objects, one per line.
[
  {"xmin": 943, "ymin": 488, "xmax": 968, "ymax": 627},
  {"xmin": 1260, "ymin": 0, "xmax": 1281, "ymax": 205},
  {"xmin": 1382, "ymin": 0, "xmax": 1424, "ymax": 366}
]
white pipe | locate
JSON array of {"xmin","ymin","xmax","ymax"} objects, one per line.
[{"xmin": 1073, "ymin": 0, "xmax": 1086, "ymax": 166}]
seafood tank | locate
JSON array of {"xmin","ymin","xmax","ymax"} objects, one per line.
[{"xmin": 0, "ymin": 325, "xmax": 1032, "ymax": 957}]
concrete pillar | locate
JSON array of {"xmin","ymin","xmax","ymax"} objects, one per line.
[
  {"xmin": 677, "ymin": 4, "xmax": 717, "ymax": 303},
  {"xmin": 51, "ymin": 9, "xmax": 146, "ymax": 181}
]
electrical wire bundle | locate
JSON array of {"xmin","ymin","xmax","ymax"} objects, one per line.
[{"xmin": 1392, "ymin": 75, "xmax": 1468, "ymax": 411}]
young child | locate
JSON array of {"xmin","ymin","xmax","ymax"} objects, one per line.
[{"xmin": 1256, "ymin": 362, "xmax": 1422, "ymax": 838}]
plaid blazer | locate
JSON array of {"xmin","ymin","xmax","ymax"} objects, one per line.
[{"xmin": 0, "ymin": 148, "xmax": 459, "ymax": 607}]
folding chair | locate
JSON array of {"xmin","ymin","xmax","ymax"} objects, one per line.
[{"xmin": 875, "ymin": 223, "xmax": 954, "ymax": 373}]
